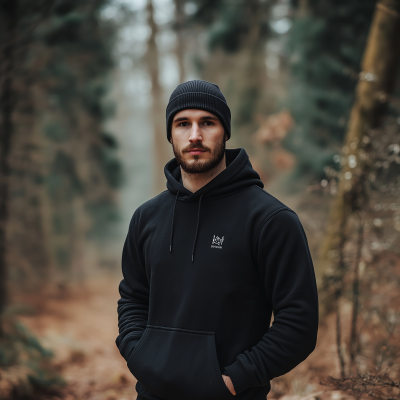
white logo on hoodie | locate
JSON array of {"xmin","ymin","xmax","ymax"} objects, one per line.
[{"xmin": 211, "ymin": 235, "xmax": 224, "ymax": 249}]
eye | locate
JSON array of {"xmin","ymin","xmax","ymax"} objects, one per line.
[
  {"xmin": 202, "ymin": 120, "xmax": 214, "ymax": 126},
  {"xmin": 178, "ymin": 121, "xmax": 190, "ymax": 127}
]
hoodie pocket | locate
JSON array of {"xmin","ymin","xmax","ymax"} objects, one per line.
[{"xmin": 127, "ymin": 325, "xmax": 233, "ymax": 400}]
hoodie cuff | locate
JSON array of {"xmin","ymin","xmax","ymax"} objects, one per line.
[{"xmin": 224, "ymin": 358, "xmax": 255, "ymax": 395}]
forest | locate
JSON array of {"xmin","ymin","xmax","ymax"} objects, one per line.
[{"xmin": 0, "ymin": 0, "xmax": 400, "ymax": 399}]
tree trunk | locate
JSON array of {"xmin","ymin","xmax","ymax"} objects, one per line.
[
  {"xmin": 0, "ymin": 0, "xmax": 18, "ymax": 332},
  {"xmin": 319, "ymin": 0, "xmax": 400, "ymax": 306},
  {"xmin": 174, "ymin": 0, "xmax": 186, "ymax": 84},
  {"xmin": 146, "ymin": 0, "xmax": 171, "ymax": 195},
  {"xmin": 349, "ymin": 213, "xmax": 364, "ymax": 371}
]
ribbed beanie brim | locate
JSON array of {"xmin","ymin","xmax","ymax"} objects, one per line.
[{"xmin": 166, "ymin": 80, "xmax": 231, "ymax": 141}]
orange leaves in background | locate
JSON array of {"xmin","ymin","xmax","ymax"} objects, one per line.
[
  {"xmin": 253, "ymin": 110, "xmax": 295, "ymax": 171},
  {"xmin": 254, "ymin": 109, "xmax": 294, "ymax": 144},
  {"xmin": 272, "ymin": 149, "xmax": 295, "ymax": 170}
]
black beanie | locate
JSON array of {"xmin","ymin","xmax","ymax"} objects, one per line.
[{"xmin": 166, "ymin": 80, "xmax": 231, "ymax": 142}]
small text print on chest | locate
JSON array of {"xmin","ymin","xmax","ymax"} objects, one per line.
[{"xmin": 211, "ymin": 235, "xmax": 224, "ymax": 249}]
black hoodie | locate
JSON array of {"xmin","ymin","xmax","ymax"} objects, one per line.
[{"xmin": 116, "ymin": 148, "xmax": 318, "ymax": 400}]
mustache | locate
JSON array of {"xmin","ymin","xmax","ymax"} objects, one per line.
[{"xmin": 182, "ymin": 144, "xmax": 210, "ymax": 152}]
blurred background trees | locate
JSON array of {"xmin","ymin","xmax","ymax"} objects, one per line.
[
  {"xmin": 0, "ymin": 0, "xmax": 121, "ymax": 303},
  {"xmin": 315, "ymin": 0, "xmax": 400, "ymax": 386},
  {"xmin": 1, "ymin": 0, "xmax": 400, "ymax": 398},
  {"xmin": 0, "ymin": 0, "xmax": 121, "ymax": 396},
  {"xmin": 286, "ymin": 0, "xmax": 377, "ymax": 183}
]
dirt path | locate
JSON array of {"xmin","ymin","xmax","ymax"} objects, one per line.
[{"xmin": 19, "ymin": 275, "xmax": 138, "ymax": 400}]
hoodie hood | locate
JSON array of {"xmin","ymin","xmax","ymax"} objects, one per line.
[
  {"xmin": 164, "ymin": 148, "xmax": 264, "ymax": 201},
  {"xmin": 164, "ymin": 148, "xmax": 264, "ymax": 262}
]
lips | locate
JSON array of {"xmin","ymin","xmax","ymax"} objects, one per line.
[
  {"xmin": 188, "ymin": 150, "xmax": 205, "ymax": 155},
  {"xmin": 186, "ymin": 148, "xmax": 206, "ymax": 155}
]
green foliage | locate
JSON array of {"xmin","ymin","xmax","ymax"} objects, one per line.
[
  {"xmin": 96, "ymin": 146, "xmax": 123, "ymax": 189},
  {"xmin": 43, "ymin": 1, "xmax": 121, "ymax": 263},
  {"xmin": 0, "ymin": 316, "xmax": 65, "ymax": 399},
  {"xmin": 189, "ymin": 0, "xmax": 270, "ymax": 51},
  {"xmin": 49, "ymin": 151, "xmax": 82, "ymax": 198},
  {"xmin": 39, "ymin": 0, "xmax": 122, "ymax": 197},
  {"xmin": 285, "ymin": 0, "xmax": 376, "ymax": 181},
  {"xmin": 86, "ymin": 199, "xmax": 121, "ymax": 240},
  {"xmin": 44, "ymin": 123, "xmax": 68, "ymax": 142}
]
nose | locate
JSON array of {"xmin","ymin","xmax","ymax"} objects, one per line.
[{"xmin": 188, "ymin": 122, "xmax": 202, "ymax": 142}]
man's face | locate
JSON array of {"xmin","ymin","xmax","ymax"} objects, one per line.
[{"xmin": 170, "ymin": 109, "xmax": 227, "ymax": 174}]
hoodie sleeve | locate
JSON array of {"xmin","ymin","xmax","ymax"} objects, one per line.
[
  {"xmin": 115, "ymin": 211, "xmax": 150, "ymax": 362},
  {"xmin": 224, "ymin": 209, "xmax": 319, "ymax": 395}
]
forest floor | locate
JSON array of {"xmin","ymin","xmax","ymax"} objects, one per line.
[
  {"xmin": 19, "ymin": 274, "xmax": 138, "ymax": 400},
  {"xmin": 17, "ymin": 273, "xmax": 345, "ymax": 400}
]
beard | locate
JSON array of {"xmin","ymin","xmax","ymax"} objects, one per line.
[{"xmin": 172, "ymin": 137, "xmax": 226, "ymax": 174}]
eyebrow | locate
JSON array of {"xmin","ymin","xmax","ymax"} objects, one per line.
[{"xmin": 173, "ymin": 115, "xmax": 219, "ymax": 123}]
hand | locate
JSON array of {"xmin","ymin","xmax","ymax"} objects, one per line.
[{"xmin": 222, "ymin": 375, "xmax": 236, "ymax": 395}]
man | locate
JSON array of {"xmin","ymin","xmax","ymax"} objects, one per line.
[{"xmin": 116, "ymin": 80, "xmax": 318, "ymax": 400}]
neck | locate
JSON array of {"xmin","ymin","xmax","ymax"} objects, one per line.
[{"xmin": 181, "ymin": 155, "xmax": 226, "ymax": 193}]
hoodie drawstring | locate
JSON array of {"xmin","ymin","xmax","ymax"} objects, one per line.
[
  {"xmin": 170, "ymin": 191, "xmax": 179, "ymax": 252},
  {"xmin": 191, "ymin": 194, "xmax": 203, "ymax": 263},
  {"xmin": 170, "ymin": 191, "xmax": 203, "ymax": 263}
]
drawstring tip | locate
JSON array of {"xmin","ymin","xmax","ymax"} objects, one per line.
[
  {"xmin": 191, "ymin": 255, "xmax": 194, "ymax": 262},
  {"xmin": 170, "ymin": 245, "xmax": 172, "ymax": 252}
]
